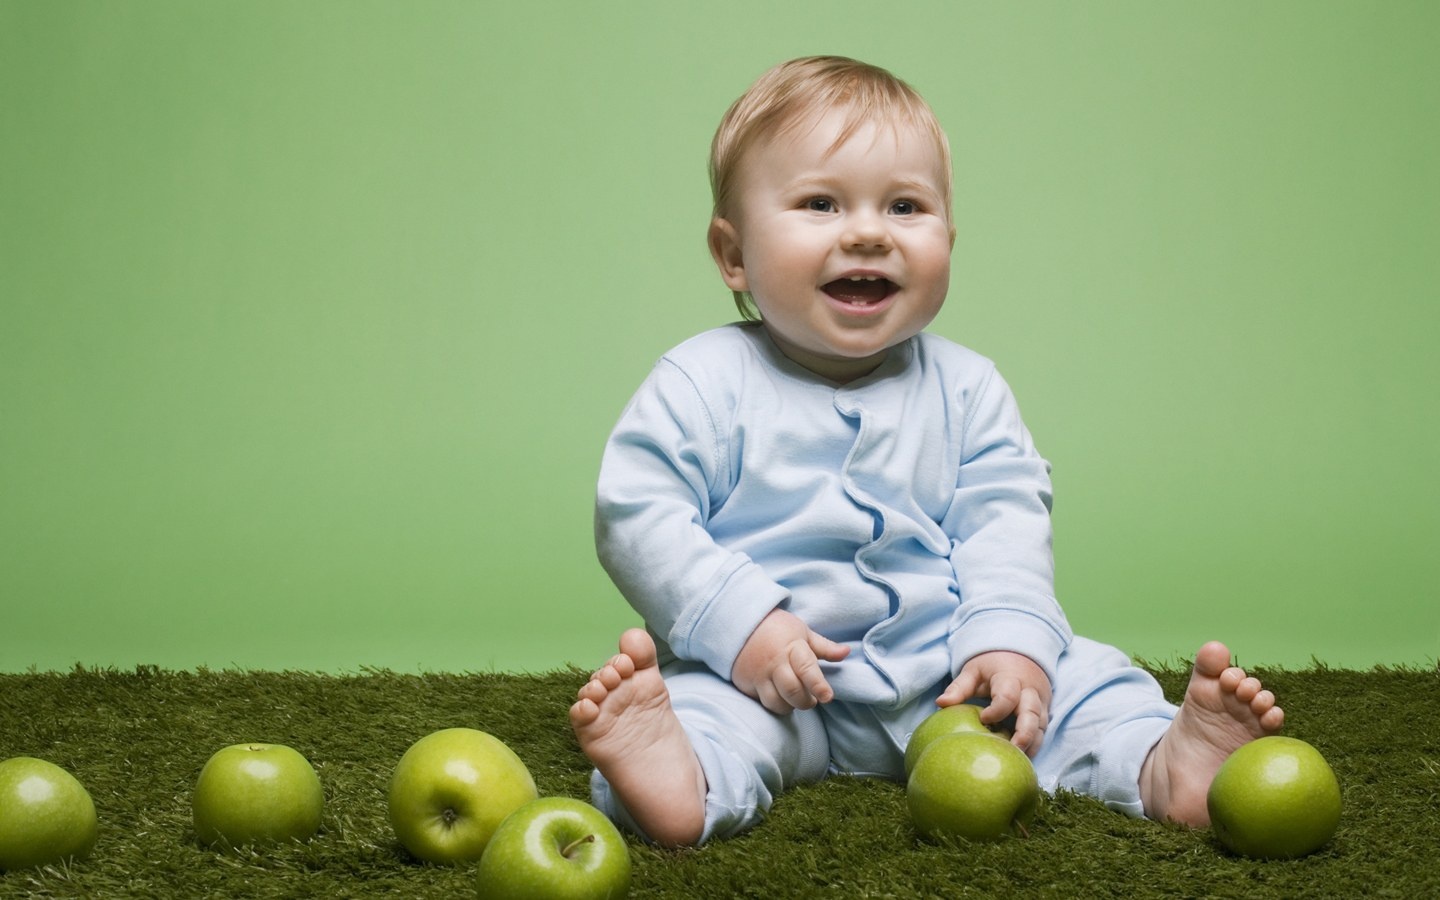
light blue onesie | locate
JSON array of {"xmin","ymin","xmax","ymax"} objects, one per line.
[{"xmin": 593, "ymin": 323, "xmax": 1176, "ymax": 843}]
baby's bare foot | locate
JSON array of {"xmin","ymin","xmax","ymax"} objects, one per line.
[
  {"xmin": 569, "ymin": 629, "xmax": 707, "ymax": 847},
  {"xmin": 1140, "ymin": 641, "xmax": 1285, "ymax": 826}
]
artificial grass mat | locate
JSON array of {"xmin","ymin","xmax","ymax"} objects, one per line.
[{"xmin": 1, "ymin": 660, "xmax": 1437, "ymax": 898}]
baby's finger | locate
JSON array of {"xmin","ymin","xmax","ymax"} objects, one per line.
[
  {"xmin": 1009, "ymin": 688, "xmax": 1048, "ymax": 757},
  {"xmin": 978, "ymin": 677, "xmax": 1020, "ymax": 725},
  {"xmin": 938, "ymin": 669, "xmax": 980, "ymax": 707},
  {"xmin": 807, "ymin": 630, "xmax": 851, "ymax": 663},
  {"xmin": 771, "ymin": 661, "xmax": 815, "ymax": 711},
  {"xmin": 789, "ymin": 643, "xmax": 833, "ymax": 705},
  {"xmin": 755, "ymin": 680, "xmax": 792, "ymax": 716}
]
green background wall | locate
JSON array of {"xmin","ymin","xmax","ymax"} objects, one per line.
[{"xmin": 3, "ymin": 1, "xmax": 1436, "ymax": 673}]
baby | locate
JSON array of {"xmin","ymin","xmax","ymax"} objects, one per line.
[{"xmin": 570, "ymin": 55, "xmax": 1283, "ymax": 847}]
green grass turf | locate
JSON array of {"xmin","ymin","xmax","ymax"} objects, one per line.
[{"xmin": 2, "ymin": 660, "xmax": 1437, "ymax": 898}]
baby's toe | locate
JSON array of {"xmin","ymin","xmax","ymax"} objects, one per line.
[
  {"xmin": 1250, "ymin": 688, "xmax": 1275, "ymax": 713},
  {"xmin": 1261, "ymin": 705, "xmax": 1285, "ymax": 731},
  {"xmin": 1218, "ymin": 666, "xmax": 1247, "ymax": 692},
  {"xmin": 577, "ymin": 677, "xmax": 609, "ymax": 706},
  {"xmin": 1193, "ymin": 641, "xmax": 1232, "ymax": 677},
  {"xmin": 569, "ymin": 697, "xmax": 600, "ymax": 728},
  {"xmin": 594, "ymin": 664, "xmax": 624, "ymax": 691},
  {"xmin": 1233, "ymin": 675, "xmax": 1263, "ymax": 704}
]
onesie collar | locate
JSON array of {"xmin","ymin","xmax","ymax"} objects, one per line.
[{"xmin": 748, "ymin": 323, "xmax": 917, "ymax": 395}]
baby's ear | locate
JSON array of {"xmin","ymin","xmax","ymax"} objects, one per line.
[{"xmin": 707, "ymin": 217, "xmax": 748, "ymax": 292}]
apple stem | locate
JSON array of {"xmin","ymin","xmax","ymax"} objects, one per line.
[{"xmin": 560, "ymin": 833, "xmax": 596, "ymax": 858}]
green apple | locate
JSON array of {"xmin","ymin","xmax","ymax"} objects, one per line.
[
  {"xmin": 192, "ymin": 743, "xmax": 324, "ymax": 848},
  {"xmin": 0, "ymin": 757, "xmax": 98, "ymax": 871},
  {"xmin": 387, "ymin": 727, "xmax": 538, "ymax": 865},
  {"xmin": 904, "ymin": 703, "xmax": 1007, "ymax": 776},
  {"xmin": 907, "ymin": 732, "xmax": 1040, "ymax": 842},
  {"xmin": 477, "ymin": 797, "xmax": 631, "ymax": 899},
  {"xmin": 1207, "ymin": 735, "xmax": 1342, "ymax": 859}
]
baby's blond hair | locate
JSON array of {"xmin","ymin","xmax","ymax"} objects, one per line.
[{"xmin": 709, "ymin": 56, "xmax": 953, "ymax": 320}]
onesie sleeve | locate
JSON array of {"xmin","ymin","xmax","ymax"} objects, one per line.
[
  {"xmin": 942, "ymin": 364, "xmax": 1073, "ymax": 685},
  {"xmin": 595, "ymin": 358, "xmax": 788, "ymax": 679}
]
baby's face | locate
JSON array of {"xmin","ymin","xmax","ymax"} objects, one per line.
[{"xmin": 711, "ymin": 107, "xmax": 953, "ymax": 383}]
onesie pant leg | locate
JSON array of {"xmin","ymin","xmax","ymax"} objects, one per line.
[
  {"xmin": 589, "ymin": 659, "xmax": 832, "ymax": 845},
  {"xmin": 1030, "ymin": 636, "xmax": 1178, "ymax": 817}
]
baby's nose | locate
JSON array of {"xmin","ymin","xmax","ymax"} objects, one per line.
[{"xmin": 842, "ymin": 213, "xmax": 893, "ymax": 251}]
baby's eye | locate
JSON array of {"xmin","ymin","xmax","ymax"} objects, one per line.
[
  {"xmin": 890, "ymin": 199, "xmax": 918, "ymax": 216},
  {"xmin": 805, "ymin": 197, "xmax": 836, "ymax": 213}
]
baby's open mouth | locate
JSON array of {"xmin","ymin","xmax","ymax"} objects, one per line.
[{"xmin": 822, "ymin": 276, "xmax": 897, "ymax": 305}]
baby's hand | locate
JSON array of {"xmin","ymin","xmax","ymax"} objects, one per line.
[
  {"xmin": 731, "ymin": 608, "xmax": 850, "ymax": 715},
  {"xmin": 938, "ymin": 650, "xmax": 1051, "ymax": 757}
]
